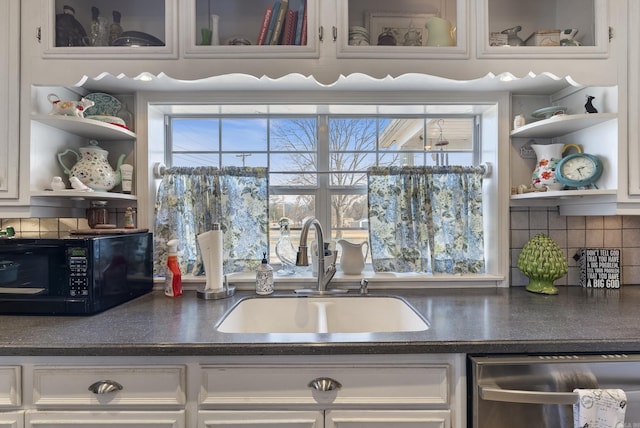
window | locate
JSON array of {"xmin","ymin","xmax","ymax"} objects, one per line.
[{"xmin": 166, "ymin": 104, "xmax": 478, "ymax": 267}]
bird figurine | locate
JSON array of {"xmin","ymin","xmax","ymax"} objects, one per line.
[
  {"xmin": 585, "ymin": 95, "xmax": 598, "ymax": 114},
  {"xmin": 70, "ymin": 176, "xmax": 94, "ymax": 192},
  {"xmin": 50, "ymin": 176, "xmax": 66, "ymax": 191}
]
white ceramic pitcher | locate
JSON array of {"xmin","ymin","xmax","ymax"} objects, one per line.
[
  {"xmin": 338, "ymin": 240, "xmax": 369, "ymax": 275},
  {"xmin": 531, "ymin": 143, "xmax": 581, "ymax": 190}
]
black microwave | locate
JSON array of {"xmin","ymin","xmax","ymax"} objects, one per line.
[{"xmin": 0, "ymin": 232, "xmax": 153, "ymax": 315}]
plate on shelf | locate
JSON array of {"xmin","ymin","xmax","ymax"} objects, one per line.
[
  {"xmin": 84, "ymin": 93, "xmax": 121, "ymax": 117},
  {"xmin": 85, "ymin": 115, "xmax": 128, "ymax": 129},
  {"xmin": 531, "ymin": 106, "xmax": 568, "ymax": 119},
  {"xmin": 112, "ymin": 31, "xmax": 165, "ymax": 47}
]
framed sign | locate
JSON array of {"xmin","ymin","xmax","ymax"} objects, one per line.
[
  {"xmin": 575, "ymin": 248, "xmax": 622, "ymax": 289},
  {"xmin": 366, "ymin": 12, "xmax": 436, "ymax": 46}
]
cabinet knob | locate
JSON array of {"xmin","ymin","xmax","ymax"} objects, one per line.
[
  {"xmin": 308, "ymin": 377, "xmax": 342, "ymax": 392},
  {"xmin": 88, "ymin": 379, "xmax": 124, "ymax": 394}
]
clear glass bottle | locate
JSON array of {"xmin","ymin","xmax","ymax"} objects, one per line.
[
  {"xmin": 275, "ymin": 217, "xmax": 297, "ymax": 275},
  {"xmin": 256, "ymin": 252, "xmax": 274, "ymax": 295},
  {"xmin": 89, "ymin": 6, "xmax": 109, "ymax": 47},
  {"xmin": 109, "ymin": 10, "xmax": 123, "ymax": 46}
]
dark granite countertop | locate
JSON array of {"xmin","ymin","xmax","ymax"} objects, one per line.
[{"xmin": 1, "ymin": 286, "xmax": 639, "ymax": 357}]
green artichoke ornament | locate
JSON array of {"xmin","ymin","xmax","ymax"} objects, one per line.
[{"xmin": 517, "ymin": 233, "xmax": 568, "ymax": 295}]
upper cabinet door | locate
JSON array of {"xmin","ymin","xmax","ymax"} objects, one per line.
[
  {"xmin": 477, "ymin": 0, "xmax": 609, "ymax": 58},
  {"xmin": 40, "ymin": 0, "xmax": 178, "ymax": 59},
  {"xmin": 336, "ymin": 0, "xmax": 468, "ymax": 59},
  {"xmin": 0, "ymin": 1, "xmax": 20, "ymax": 199},
  {"xmin": 182, "ymin": 0, "xmax": 319, "ymax": 58}
]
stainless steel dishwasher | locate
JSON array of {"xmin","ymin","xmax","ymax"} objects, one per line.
[{"xmin": 470, "ymin": 354, "xmax": 640, "ymax": 428}]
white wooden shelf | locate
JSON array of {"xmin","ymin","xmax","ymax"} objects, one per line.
[
  {"xmin": 510, "ymin": 188, "xmax": 616, "ymax": 201},
  {"xmin": 32, "ymin": 115, "xmax": 136, "ymax": 140},
  {"xmin": 31, "ymin": 190, "xmax": 137, "ymax": 201},
  {"xmin": 510, "ymin": 113, "xmax": 616, "ymax": 139}
]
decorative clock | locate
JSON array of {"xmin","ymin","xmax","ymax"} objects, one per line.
[{"xmin": 555, "ymin": 153, "xmax": 603, "ymax": 188}]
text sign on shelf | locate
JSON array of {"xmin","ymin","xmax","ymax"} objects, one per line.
[{"xmin": 575, "ymin": 248, "xmax": 621, "ymax": 289}]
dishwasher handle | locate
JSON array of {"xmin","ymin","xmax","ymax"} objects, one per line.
[{"xmin": 480, "ymin": 384, "xmax": 640, "ymax": 406}]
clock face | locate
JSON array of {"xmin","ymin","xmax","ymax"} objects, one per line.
[{"xmin": 556, "ymin": 153, "xmax": 603, "ymax": 187}]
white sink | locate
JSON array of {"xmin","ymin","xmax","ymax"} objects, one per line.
[{"xmin": 216, "ymin": 296, "xmax": 429, "ymax": 334}]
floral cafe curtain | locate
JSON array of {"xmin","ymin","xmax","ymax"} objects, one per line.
[
  {"xmin": 367, "ymin": 165, "xmax": 485, "ymax": 274},
  {"xmin": 154, "ymin": 166, "xmax": 269, "ymax": 277}
]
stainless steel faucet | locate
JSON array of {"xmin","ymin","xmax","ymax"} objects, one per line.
[{"xmin": 295, "ymin": 217, "xmax": 343, "ymax": 294}]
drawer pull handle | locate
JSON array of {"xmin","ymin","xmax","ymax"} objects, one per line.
[
  {"xmin": 88, "ymin": 380, "xmax": 123, "ymax": 394},
  {"xmin": 308, "ymin": 377, "xmax": 342, "ymax": 392}
]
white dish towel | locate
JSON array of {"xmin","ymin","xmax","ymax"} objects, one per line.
[{"xmin": 573, "ymin": 388, "xmax": 627, "ymax": 428}]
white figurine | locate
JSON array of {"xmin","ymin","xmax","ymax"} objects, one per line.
[
  {"xmin": 69, "ymin": 176, "xmax": 94, "ymax": 192},
  {"xmin": 50, "ymin": 176, "xmax": 66, "ymax": 191}
]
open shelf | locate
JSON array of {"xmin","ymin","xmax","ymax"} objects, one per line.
[
  {"xmin": 32, "ymin": 115, "xmax": 136, "ymax": 140},
  {"xmin": 510, "ymin": 188, "xmax": 616, "ymax": 200},
  {"xmin": 31, "ymin": 190, "xmax": 137, "ymax": 201},
  {"xmin": 510, "ymin": 113, "xmax": 616, "ymax": 138}
]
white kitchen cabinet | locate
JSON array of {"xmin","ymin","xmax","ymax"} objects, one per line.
[
  {"xmin": 25, "ymin": 411, "xmax": 185, "ymax": 427},
  {"xmin": 326, "ymin": 410, "xmax": 451, "ymax": 427},
  {"xmin": 0, "ymin": 413, "xmax": 23, "ymax": 428},
  {"xmin": 39, "ymin": 0, "xmax": 178, "ymax": 59},
  {"xmin": 0, "ymin": 367, "xmax": 20, "ymax": 408},
  {"xmin": 627, "ymin": 1, "xmax": 640, "ymax": 198},
  {"xmin": 0, "ymin": 367, "xmax": 22, "ymax": 428},
  {"xmin": 25, "ymin": 365, "xmax": 186, "ymax": 427},
  {"xmin": 0, "ymin": 1, "xmax": 20, "ymax": 200},
  {"xmin": 31, "ymin": 365, "xmax": 186, "ymax": 407},
  {"xmin": 182, "ymin": 0, "xmax": 467, "ymax": 59},
  {"xmin": 199, "ymin": 354, "xmax": 464, "ymax": 428},
  {"xmin": 0, "ymin": 355, "xmax": 465, "ymax": 428},
  {"xmin": 183, "ymin": 0, "xmax": 318, "ymax": 58},
  {"xmin": 477, "ymin": 0, "xmax": 610, "ymax": 58},
  {"xmin": 198, "ymin": 410, "xmax": 324, "ymax": 428},
  {"xmin": 337, "ymin": 0, "xmax": 467, "ymax": 59},
  {"xmin": 198, "ymin": 409, "xmax": 450, "ymax": 428}
]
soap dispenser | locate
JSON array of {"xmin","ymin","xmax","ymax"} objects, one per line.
[{"xmin": 256, "ymin": 252, "xmax": 274, "ymax": 295}]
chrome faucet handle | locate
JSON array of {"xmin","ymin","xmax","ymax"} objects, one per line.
[{"xmin": 327, "ymin": 251, "xmax": 338, "ymax": 268}]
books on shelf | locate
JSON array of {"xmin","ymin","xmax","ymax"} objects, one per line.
[
  {"xmin": 270, "ymin": 0, "xmax": 289, "ymax": 45},
  {"xmin": 263, "ymin": 1, "xmax": 281, "ymax": 45},
  {"xmin": 293, "ymin": 3, "xmax": 305, "ymax": 45},
  {"xmin": 259, "ymin": 0, "xmax": 306, "ymax": 46},
  {"xmin": 256, "ymin": 5, "xmax": 274, "ymax": 45},
  {"xmin": 281, "ymin": 8, "xmax": 298, "ymax": 45},
  {"xmin": 300, "ymin": 3, "xmax": 307, "ymax": 46}
]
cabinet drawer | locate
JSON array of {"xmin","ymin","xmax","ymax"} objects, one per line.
[
  {"xmin": 201, "ymin": 364, "xmax": 449, "ymax": 408},
  {"xmin": 0, "ymin": 367, "xmax": 20, "ymax": 408},
  {"xmin": 25, "ymin": 410, "xmax": 185, "ymax": 427},
  {"xmin": 32, "ymin": 365, "xmax": 185, "ymax": 408}
]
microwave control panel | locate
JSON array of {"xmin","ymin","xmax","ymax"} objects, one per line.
[{"xmin": 67, "ymin": 247, "xmax": 89, "ymax": 297}]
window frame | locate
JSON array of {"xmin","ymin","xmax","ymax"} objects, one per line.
[
  {"xmin": 143, "ymin": 87, "xmax": 509, "ymax": 287},
  {"xmin": 166, "ymin": 110, "xmax": 479, "ymax": 243}
]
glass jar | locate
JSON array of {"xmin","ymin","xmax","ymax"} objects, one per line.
[{"xmin": 86, "ymin": 200, "xmax": 109, "ymax": 228}]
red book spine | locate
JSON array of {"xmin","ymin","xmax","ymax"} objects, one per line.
[
  {"xmin": 256, "ymin": 6, "xmax": 274, "ymax": 45},
  {"xmin": 282, "ymin": 9, "xmax": 297, "ymax": 45}
]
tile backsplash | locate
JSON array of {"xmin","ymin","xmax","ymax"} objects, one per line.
[
  {"xmin": 1, "ymin": 210, "xmax": 131, "ymax": 238},
  {"xmin": 511, "ymin": 207, "xmax": 640, "ymax": 287},
  {"xmin": 4, "ymin": 209, "xmax": 639, "ymax": 287}
]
